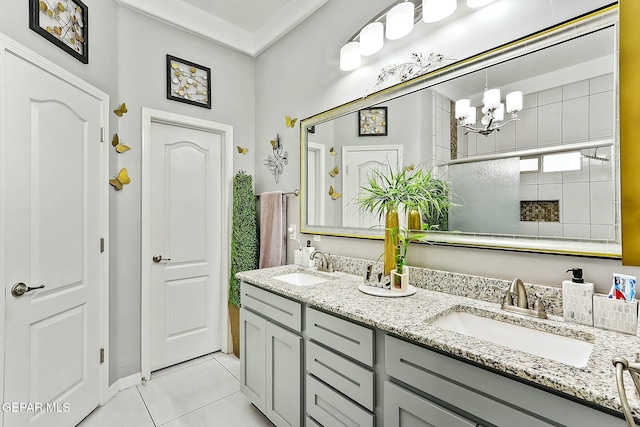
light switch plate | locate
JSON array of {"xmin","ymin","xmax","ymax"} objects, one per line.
[
  {"xmin": 289, "ymin": 224, "xmax": 296, "ymax": 240},
  {"xmin": 313, "ymin": 235, "xmax": 321, "ymax": 242}
]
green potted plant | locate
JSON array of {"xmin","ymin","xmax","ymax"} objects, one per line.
[{"xmin": 357, "ymin": 163, "xmax": 452, "ymax": 275}]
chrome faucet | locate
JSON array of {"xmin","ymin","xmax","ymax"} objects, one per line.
[
  {"xmin": 503, "ymin": 278, "xmax": 529, "ymax": 309},
  {"xmin": 494, "ymin": 278, "xmax": 551, "ymax": 319},
  {"xmin": 310, "ymin": 250, "xmax": 333, "ymax": 272}
]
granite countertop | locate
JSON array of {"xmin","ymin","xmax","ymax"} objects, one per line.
[{"xmin": 236, "ymin": 263, "xmax": 640, "ymax": 418}]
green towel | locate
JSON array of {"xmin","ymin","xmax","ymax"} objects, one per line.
[{"xmin": 229, "ymin": 171, "xmax": 259, "ymax": 307}]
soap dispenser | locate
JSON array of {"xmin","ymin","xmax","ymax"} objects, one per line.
[
  {"xmin": 303, "ymin": 240, "xmax": 316, "ymax": 268},
  {"xmin": 562, "ymin": 268, "xmax": 594, "ymax": 326},
  {"xmin": 293, "ymin": 239, "xmax": 303, "ymax": 266}
]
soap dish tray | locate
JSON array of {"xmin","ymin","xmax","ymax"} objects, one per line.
[{"xmin": 358, "ymin": 283, "xmax": 417, "ymax": 297}]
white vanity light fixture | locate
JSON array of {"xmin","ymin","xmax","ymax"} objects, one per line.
[
  {"xmin": 360, "ymin": 22, "xmax": 384, "ymax": 56},
  {"xmin": 340, "ymin": 41, "xmax": 361, "ymax": 71},
  {"xmin": 455, "ymin": 84, "xmax": 522, "ymax": 136},
  {"xmin": 467, "ymin": 0, "xmax": 498, "ymax": 8},
  {"xmin": 386, "ymin": 2, "xmax": 415, "ymax": 40},
  {"xmin": 422, "ymin": 0, "xmax": 457, "ymax": 23}
]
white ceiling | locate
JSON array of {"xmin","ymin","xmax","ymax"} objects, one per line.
[
  {"xmin": 182, "ymin": 0, "xmax": 289, "ymax": 33},
  {"xmin": 115, "ymin": 0, "xmax": 328, "ymax": 56}
]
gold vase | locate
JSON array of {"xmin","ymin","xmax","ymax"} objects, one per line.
[
  {"xmin": 384, "ymin": 205, "xmax": 399, "ymax": 275},
  {"xmin": 408, "ymin": 208, "xmax": 421, "ymax": 230}
]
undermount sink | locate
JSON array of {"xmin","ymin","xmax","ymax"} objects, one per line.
[
  {"xmin": 272, "ymin": 272, "xmax": 329, "ymax": 286},
  {"xmin": 431, "ymin": 311, "xmax": 594, "ymax": 368}
]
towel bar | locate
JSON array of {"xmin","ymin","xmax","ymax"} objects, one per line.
[{"xmin": 255, "ymin": 189, "xmax": 299, "ymax": 197}]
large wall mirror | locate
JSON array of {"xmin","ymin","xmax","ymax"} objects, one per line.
[{"xmin": 300, "ymin": 6, "xmax": 621, "ymax": 257}]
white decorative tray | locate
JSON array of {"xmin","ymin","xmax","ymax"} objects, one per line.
[{"xmin": 358, "ymin": 283, "xmax": 417, "ymax": 297}]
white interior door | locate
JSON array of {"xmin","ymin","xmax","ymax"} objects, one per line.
[
  {"xmin": 342, "ymin": 145, "xmax": 403, "ymax": 229},
  {"xmin": 2, "ymin": 49, "xmax": 105, "ymax": 426},
  {"xmin": 149, "ymin": 121, "xmax": 223, "ymax": 371}
]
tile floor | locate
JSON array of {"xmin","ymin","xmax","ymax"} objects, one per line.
[{"xmin": 77, "ymin": 352, "xmax": 273, "ymax": 427}]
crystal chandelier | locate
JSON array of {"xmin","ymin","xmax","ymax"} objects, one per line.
[{"xmin": 455, "ymin": 73, "xmax": 523, "ymax": 136}]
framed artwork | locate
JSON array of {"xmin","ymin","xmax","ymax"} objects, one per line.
[
  {"xmin": 29, "ymin": 0, "xmax": 88, "ymax": 64},
  {"xmin": 166, "ymin": 55, "xmax": 211, "ymax": 109},
  {"xmin": 359, "ymin": 107, "xmax": 388, "ymax": 136}
]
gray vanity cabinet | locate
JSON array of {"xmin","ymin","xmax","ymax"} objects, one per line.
[
  {"xmin": 240, "ymin": 283, "xmax": 302, "ymax": 427},
  {"xmin": 239, "ymin": 282, "xmax": 628, "ymax": 427},
  {"xmin": 384, "ymin": 381, "xmax": 477, "ymax": 427},
  {"xmin": 385, "ymin": 335, "xmax": 627, "ymax": 427},
  {"xmin": 305, "ymin": 307, "xmax": 375, "ymax": 427}
]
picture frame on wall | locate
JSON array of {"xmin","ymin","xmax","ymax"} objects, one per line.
[
  {"xmin": 166, "ymin": 55, "xmax": 212, "ymax": 109},
  {"xmin": 29, "ymin": 0, "xmax": 89, "ymax": 64},
  {"xmin": 359, "ymin": 107, "xmax": 388, "ymax": 136}
]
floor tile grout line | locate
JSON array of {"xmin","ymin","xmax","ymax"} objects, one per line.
[
  {"xmin": 140, "ymin": 355, "xmax": 240, "ymax": 426},
  {"xmin": 136, "ymin": 384, "xmax": 159, "ymax": 427},
  {"xmin": 154, "ymin": 390, "xmax": 243, "ymax": 427},
  {"xmin": 213, "ymin": 356, "xmax": 240, "ymax": 380}
]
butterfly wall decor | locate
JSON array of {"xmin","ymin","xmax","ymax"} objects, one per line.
[
  {"xmin": 109, "ymin": 168, "xmax": 131, "ymax": 191},
  {"xmin": 405, "ymin": 164, "xmax": 415, "ymax": 171},
  {"xmin": 270, "ymin": 134, "xmax": 280, "ymax": 149},
  {"xmin": 328, "ymin": 166, "xmax": 339, "ymax": 177},
  {"xmin": 237, "ymin": 146, "xmax": 249, "ymax": 155},
  {"xmin": 111, "ymin": 134, "xmax": 130, "ymax": 153},
  {"xmin": 330, "ymin": 147, "xmax": 337, "ymax": 156},
  {"xmin": 329, "ymin": 186, "xmax": 342, "ymax": 200},
  {"xmin": 113, "ymin": 102, "xmax": 128, "ymax": 117},
  {"xmin": 285, "ymin": 115, "xmax": 297, "ymax": 128}
]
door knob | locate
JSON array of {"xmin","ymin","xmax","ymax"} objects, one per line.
[
  {"xmin": 152, "ymin": 254, "xmax": 171, "ymax": 263},
  {"xmin": 11, "ymin": 283, "xmax": 45, "ymax": 297}
]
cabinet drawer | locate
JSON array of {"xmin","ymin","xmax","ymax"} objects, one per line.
[
  {"xmin": 306, "ymin": 340, "xmax": 374, "ymax": 411},
  {"xmin": 306, "ymin": 307, "xmax": 373, "ymax": 367},
  {"xmin": 385, "ymin": 335, "xmax": 553, "ymax": 427},
  {"xmin": 384, "ymin": 381, "xmax": 476, "ymax": 427},
  {"xmin": 305, "ymin": 416, "xmax": 321, "ymax": 427},
  {"xmin": 306, "ymin": 375, "xmax": 374, "ymax": 427},
  {"xmin": 241, "ymin": 282, "xmax": 302, "ymax": 332}
]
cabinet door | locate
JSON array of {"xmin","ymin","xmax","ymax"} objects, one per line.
[
  {"xmin": 240, "ymin": 308, "xmax": 267, "ymax": 413},
  {"xmin": 384, "ymin": 382, "xmax": 476, "ymax": 427},
  {"xmin": 266, "ymin": 322, "xmax": 302, "ymax": 427}
]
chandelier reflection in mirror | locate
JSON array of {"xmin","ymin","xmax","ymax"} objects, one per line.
[{"xmin": 455, "ymin": 72, "xmax": 523, "ymax": 137}]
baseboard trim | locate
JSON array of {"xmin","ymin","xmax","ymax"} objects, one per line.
[{"xmin": 106, "ymin": 372, "xmax": 142, "ymax": 403}]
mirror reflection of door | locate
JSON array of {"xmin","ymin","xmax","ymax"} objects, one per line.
[
  {"xmin": 342, "ymin": 145, "xmax": 403, "ymax": 229},
  {"xmin": 307, "ymin": 142, "xmax": 325, "ymax": 226}
]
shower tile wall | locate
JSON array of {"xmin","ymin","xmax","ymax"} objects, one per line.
[
  {"xmin": 451, "ymin": 73, "xmax": 615, "ymax": 240},
  {"xmin": 434, "ymin": 92, "xmax": 452, "ymax": 164}
]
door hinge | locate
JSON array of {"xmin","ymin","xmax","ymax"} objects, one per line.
[
  {"xmin": 100, "ymin": 127, "xmax": 105, "ymax": 142},
  {"xmin": 100, "ymin": 238, "xmax": 105, "ymax": 253},
  {"xmin": 100, "ymin": 348, "xmax": 104, "ymax": 364}
]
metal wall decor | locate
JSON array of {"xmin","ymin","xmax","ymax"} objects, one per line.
[
  {"xmin": 359, "ymin": 107, "xmax": 388, "ymax": 136},
  {"xmin": 29, "ymin": 0, "xmax": 88, "ymax": 63},
  {"xmin": 264, "ymin": 133, "xmax": 288, "ymax": 183},
  {"xmin": 166, "ymin": 55, "xmax": 211, "ymax": 109}
]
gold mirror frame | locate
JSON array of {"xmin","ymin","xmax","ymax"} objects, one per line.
[
  {"xmin": 620, "ymin": 0, "xmax": 640, "ymax": 265},
  {"xmin": 301, "ymin": 4, "xmax": 630, "ymax": 260}
]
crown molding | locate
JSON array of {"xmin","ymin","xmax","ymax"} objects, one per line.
[{"xmin": 115, "ymin": 0, "xmax": 328, "ymax": 56}]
